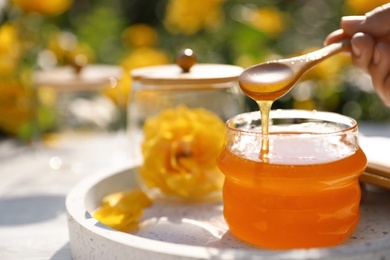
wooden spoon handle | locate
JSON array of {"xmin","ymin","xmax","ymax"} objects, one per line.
[
  {"xmin": 288, "ymin": 39, "xmax": 351, "ymax": 73},
  {"xmin": 319, "ymin": 39, "xmax": 351, "ymax": 56}
]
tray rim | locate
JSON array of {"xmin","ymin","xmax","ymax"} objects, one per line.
[{"xmin": 65, "ymin": 166, "xmax": 390, "ymax": 260}]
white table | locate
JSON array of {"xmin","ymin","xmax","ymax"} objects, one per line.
[
  {"xmin": 0, "ymin": 123, "xmax": 389, "ymax": 260},
  {"xmin": 0, "ymin": 133, "xmax": 132, "ymax": 260}
]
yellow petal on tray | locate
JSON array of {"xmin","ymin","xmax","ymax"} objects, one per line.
[
  {"xmin": 94, "ymin": 189, "xmax": 152, "ymax": 232},
  {"xmin": 94, "ymin": 206, "xmax": 143, "ymax": 232},
  {"xmin": 102, "ymin": 190, "xmax": 153, "ymax": 210}
]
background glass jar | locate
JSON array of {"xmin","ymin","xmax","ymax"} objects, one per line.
[
  {"xmin": 34, "ymin": 65, "xmax": 127, "ymax": 173},
  {"xmin": 128, "ymin": 50, "xmax": 245, "ymax": 202},
  {"xmin": 217, "ymin": 109, "xmax": 367, "ymax": 249}
]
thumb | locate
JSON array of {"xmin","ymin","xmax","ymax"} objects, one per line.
[{"xmin": 341, "ymin": 3, "xmax": 390, "ymax": 38}]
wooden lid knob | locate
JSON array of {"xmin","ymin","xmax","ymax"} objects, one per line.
[
  {"xmin": 176, "ymin": 49, "xmax": 197, "ymax": 73},
  {"xmin": 70, "ymin": 54, "xmax": 88, "ymax": 74}
]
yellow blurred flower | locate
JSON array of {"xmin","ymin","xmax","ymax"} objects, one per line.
[
  {"xmin": 46, "ymin": 31, "xmax": 95, "ymax": 66},
  {"xmin": 102, "ymin": 70, "xmax": 130, "ymax": 109},
  {"xmin": 140, "ymin": 105, "xmax": 225, "ymax": 201},
  {"xmin": 0, "ymin": 23, "xmax": 21, "ymax": 75},
  {"xmin": 94, "ymin": 190, "xmax": 152, "ymax": 232},
  {"xmin": 122, "ymin": 24, "xmax": 158, "ymax": 48},
  {"xmin": 164, "ymin": 0, "xmax": 225, "ymax": 34},
  {"xmin": 250, "ymin": 7, "xmax": 286, "ymax": 38},
  {"xmin": 293, "ymin": 99, "xmax": 316, "ymax": 111},
  {"xmin": 110, "ymin": 47, "xmax": 169, "ymax": 107},
  {"xmin": 345, "ymin": 0, "xmax": 389, "ymax": 14},
  {"xmin": 12, "ymin": 0, "xmax": 73, "ymax": 16},
  {"xmin": 120, "ymin": 47, "xmax": 170, "ymax": 72},
  {"xmin": 0, "ymin": 79, "xmax": 31, "ymax": 136}
]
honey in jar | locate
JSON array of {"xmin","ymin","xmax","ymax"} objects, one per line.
[{"xmin": 217, "ymin": 110, "xmax": 367, "ymax": 249}]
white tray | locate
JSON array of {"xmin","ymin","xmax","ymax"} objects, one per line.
[{"xmin": 66, "ymin": 167, "xmax": 390, "ymax": 260}]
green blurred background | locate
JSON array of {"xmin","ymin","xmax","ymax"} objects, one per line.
[{"xmin": 1, "ymin": 0, "xmax": 390, "ymax": 140}]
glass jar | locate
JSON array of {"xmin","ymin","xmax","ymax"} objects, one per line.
[
  {"xmin": 34, "ymin": 65, "xmax": 127, "ymax": 173},
  {"xmin": 128, "ymin": 49, "xmax": 245, "ymax": 202},
  {"xmin": 217, "ymin": 109, "xmax": 367, "ymax": 249}
]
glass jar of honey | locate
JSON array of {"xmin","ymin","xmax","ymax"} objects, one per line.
[
  {"xmin": 217, "ymin": 109, "xmax": 367, "ymax": 249},
  {"xmin": 128, "ymin": 49, "xmax": 245, "ymax": 202}
]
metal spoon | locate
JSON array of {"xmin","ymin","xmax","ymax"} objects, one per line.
[{"xmin": 239, "ymin": 40, "xmax": 351, "ymax": 102}]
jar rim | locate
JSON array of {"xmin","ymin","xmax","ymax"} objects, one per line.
[{"xmin": 226, "ymin": 109, "xmax": 358, "ymax": 136}]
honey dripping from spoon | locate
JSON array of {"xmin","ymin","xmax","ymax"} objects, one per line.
[{"xmin": 238, "ymin": 40, "xmax": 351, "ymax": 162}]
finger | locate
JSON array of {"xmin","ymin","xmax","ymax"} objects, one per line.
[
  {"xmin": 340, "ymin": 16, "xmax": 366, "ymax": 37},
  {"xmin": 383, "ymin": 73, "xmax": 390, "ymax": 107},
  {"xmin": 350, "ymin": 32, "xmax": 375, "ymax": 74},
  {"xmin": 364, "ymin": 3, "xmax": 390, "ymax": 37},
  {"xmin": 368, "ymin": 41, "xmax": 390, "ymax": 106},
  {"xmin": 324, "ymin": 29, "xmax": 348, "ymax": 45},
  {"xmin": 342, "ymin": 4, "xmax": 390, "ymax": 37}
]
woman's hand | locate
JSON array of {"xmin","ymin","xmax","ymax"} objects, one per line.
[{"xmin": 325, "ymin": 4, "xmax": 390, "ymax": 106}]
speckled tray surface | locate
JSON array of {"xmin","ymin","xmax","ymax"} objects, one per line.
[{"xmin": 66, "ymin": 167, "xmax": 390, "ymax": 260}]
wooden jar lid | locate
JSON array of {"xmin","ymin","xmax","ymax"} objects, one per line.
[
  {"xmin": 34, "ymin": 65, "xmax": 123, "ymax": 91},
  {"xmin": 131, "ymin": 49, "xmax": 243, "ymax": 85}
]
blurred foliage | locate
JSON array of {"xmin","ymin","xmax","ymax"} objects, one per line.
[{"xmin": 1, "ymin": 0, "xmax": 390, "ymax": 140}]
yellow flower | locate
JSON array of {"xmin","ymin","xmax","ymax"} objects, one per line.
[
  {"xmin": 0, "ymin": 79, "xmax": 31, "ymax": 136},
  {"xmin": 0, "ymin": 23, "xmax": 21, "ymax": 75},
  {"xmin": 140, "ymin": 105, "xmax": 225, "ymax": 201},
  {"xmin": 250, "ymin": 7, "xmax": 287, "ymax": 38},
  {"xmin": 46, "ymin": 31, "xmax": 95, "ymax": 66},
  {"xmin": 120, "ymin": 47, "xmax": 170, "ymax": 72},
  {"xmin": 12, "ymin": 0, "xmax": 73, "ymax": 16},
  {"xmin": 0, "ymin": 23, "xmax": 19, "ymax": 54},
  {"xmin": 110, "ymin": 47, "xmax": 169, "ymax": 107},
  {"xmin": 164, "ymin": 0, "xmax": 225, "ymax": 34},
  {"xmin": 122, "ymin": 24, "xmax": 158, "ymax": 48},
  {"xmin": 345, "ymin": 0, "xmax": 389, "ymax": 14},
  {"xmin": 293, "ymin": 99, "xmax": 316, "ymax": 111},
  {"xmin": 102, "ymin": 70, "xmax": 130, "ymax": 109},
  {"xmin": 93, "ymin": 190, "xmax": 152, "ymax": 232}
]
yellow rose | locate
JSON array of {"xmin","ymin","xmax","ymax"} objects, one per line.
[
  {"xmin": 12, "ymin": 0, "xmax": 73, "ymax": 16},
  {"xmin": 122, "ymin": 24, "xmax": 158, "ymax": 48},
  {"xmin": 250, "ymin": 7, "xmax": 287, "ymax": 38},
  {"xmin": 113, "ymin": 47, "xmax": 169, "ymax": 106},
  {"xmin": 120, "ymin": 47, "xmax": 170, "ymax": 71},
  {"xmin": 164, "ymin": 0, "xmax": 225, "ymax": 34},
  {"xmin": 345, "ymin": 0, "xmax": 390, "ymax": 14},
  {"xmin": 46, "ymin": 31, "xmax": 95, "ymax": 66},
  {"xmin": 102, "ymin": 70, "xmax": 130, "ymax": 109},
  {"xmin": 0, "ymin": 79, "xmax": 31, "ymax": 136},
  {"xmin": 0, "ymin": 23, "xmax": 21, "ymax": 75},
  {"xmin": 140, "ymin": 105, "xmax": 225, "ymax": 201}
]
